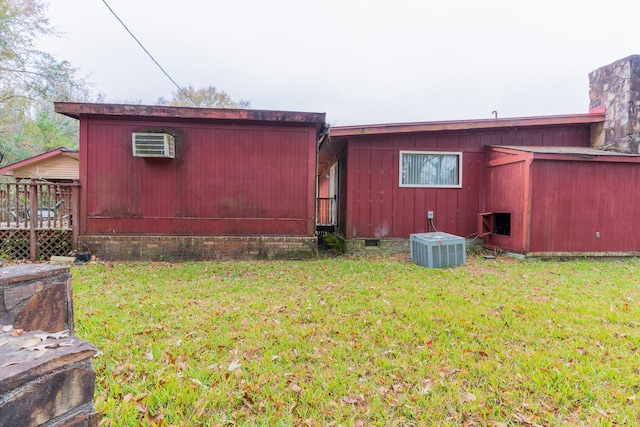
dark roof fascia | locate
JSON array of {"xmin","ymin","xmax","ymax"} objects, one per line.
[
  {"xmin": 54, "ymin": 102, "xmax": 326, "ymax": 127},
  {"xmin": 329, "ymin": 112, "xmax": 606, "ymax": 138}
]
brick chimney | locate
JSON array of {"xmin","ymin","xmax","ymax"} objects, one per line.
[{"xmin": 589, "ymin": 55, "xmax": 640, "ymax": 153}]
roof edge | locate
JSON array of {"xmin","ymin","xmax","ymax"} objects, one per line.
[
  {"xmin": 0, "ymin": 147, "xmax": 78, "ymax": 175},
  {"xmin": 330, "ymin": 112, "xmax": 606, "ymax": 138},
  {"xmin": 54, "ymin": 102, "xmax": 326, "ymax": 125}
]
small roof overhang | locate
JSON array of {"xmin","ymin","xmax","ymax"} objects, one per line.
[
  {"xmin": 486, "ymin": 145, "xmax": 640, "ymax": 167},
  {"xmin": 329, "ymin": 112, "xmax": 605, "ymax": 138}
]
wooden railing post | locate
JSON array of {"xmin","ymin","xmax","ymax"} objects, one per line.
[
  {"xmin": 72, "ymin": 180, "xmax": 80, "ymax": 251},
  {"xmin": 29, "ymin": 182, "xmax": 37, "ymax": 261}
]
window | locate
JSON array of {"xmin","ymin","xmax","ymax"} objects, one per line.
[{"xmin": 399, "ymin": 151, "xmax": 462, "ymax": 188}]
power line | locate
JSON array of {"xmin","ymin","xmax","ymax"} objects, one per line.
[{"xmin": 100, "ymin": 0, "xmax": 196, "ymax": 105}]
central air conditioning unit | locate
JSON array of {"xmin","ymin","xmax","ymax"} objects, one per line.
[
  {"xmin": 132, "ymin": 133, "xmax": 175, "ymax": 158},
  {"xmin": 410, "ymin": 232, "xmax": 466, "ymax": 268}
]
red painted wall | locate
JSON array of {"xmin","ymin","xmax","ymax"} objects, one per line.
[
  {"xmin": 80, "ymin": 118, "xmax": 318, "ymax": 236},
  {"xmin": 339, "ymin": 126, "xmax": 590, "ymax": 239},
  {"xmin": 482, "ymin": 155, "xmax": 530, "ymax": 253},
  {"xmin": 529, "ymin": 160, "xmax": 640, "ymax": 253}
]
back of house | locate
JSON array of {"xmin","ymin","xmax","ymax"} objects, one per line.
[{"xmin": 55, "ymin": 103, "xmax": 326, "ymax": 260}]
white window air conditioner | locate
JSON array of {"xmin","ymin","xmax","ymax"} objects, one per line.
[{"xmin": 132, "ymin": 133, "xmax": 175, "ymax": 158}]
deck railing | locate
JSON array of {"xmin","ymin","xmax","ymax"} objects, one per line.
[
  {"xmin": 316, "ymin": 196, "xmax": 336, "ymax": 226},
  {"xmin": 0, "ymin": 181, "xmax": 79, "ymax": 260}
]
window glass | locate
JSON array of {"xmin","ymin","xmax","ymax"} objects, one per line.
[{"xmin": 400, "ymin": 151, "xmax": 462, "ymax": 187}]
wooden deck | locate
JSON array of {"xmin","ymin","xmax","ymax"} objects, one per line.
[{"xmin": 0, "ymin": 181, "xmax": 78, "ymax": 260}]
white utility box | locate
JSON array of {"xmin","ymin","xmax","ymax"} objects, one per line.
[{"xmin": 410, "ymin": 232, "xmax": 466, "ymax": 268}]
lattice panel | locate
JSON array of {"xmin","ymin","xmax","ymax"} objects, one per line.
[
  {"xmin": 0, "ymin": 230, "xmax": 31, "ymax": 260},
  {"xmin": 37, "ymin": 230, "xmax": 73, "ymax": 260},
  {"xmin": 0, "ymin": 229, "xmax": 73, "ymax": 260}
]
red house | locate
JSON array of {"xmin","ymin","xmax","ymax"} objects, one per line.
[
  {"xmin": 318, "ymin": 55, "xmax": 640, "ymax": 256},
  {"xmin": 53, "ymin": 55, "xmax": 640, "ymax": 260},
  {"xmin": 54, "ymin": 103, "xmax": 326, "ymax": 260},
  {"xmin": 318, "ymin": 114, "xmax": 605, "ymax": 253}
]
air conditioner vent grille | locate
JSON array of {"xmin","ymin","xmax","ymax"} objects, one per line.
[
  {"xmin": 132, "ymin": 133, "xmax": 175, "ymax": 158},
  {"xmin": 410, "ymin": 232, "xmax": 466, "ymax": 268}
]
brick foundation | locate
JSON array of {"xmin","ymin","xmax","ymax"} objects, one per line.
[
  {"xmin": 344, "ymin": 237, "xmax": 482, "ymax": 256},
  {"xmin": 345, "ymin": 238, "xmax": 410, "ymax": 255},
  {"xmin": 79, "ymin": 235, "xmax": 318, "ymax": 261}
]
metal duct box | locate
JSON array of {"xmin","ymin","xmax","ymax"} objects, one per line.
[{"xmin": 410, "ymin": 232, "xmax": 466, "ymax": 268}]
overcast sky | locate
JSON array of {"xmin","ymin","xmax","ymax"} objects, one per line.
[{"xmin": 38, "ymin": 0, "xmax": 640, "ymax": 126}]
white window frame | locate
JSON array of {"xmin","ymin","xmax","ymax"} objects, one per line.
[{"xmin": 399, "ymin": 151, "xmax": 463, "ymax": 188}]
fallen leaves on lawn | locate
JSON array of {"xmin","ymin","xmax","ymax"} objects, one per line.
[
  {"xmin": 146, "ymin": 412, "xmax": 164, "ymax": 427},
  {"xmin": 512, "ymin": 411, "xmax": 543, "ymax": 427},
  {"xmin": 420, "ymin": 378, "xmax": 434, "ymax": 395},
  {"xmin": 190, "ymin": 378, "xmax": 205, "ymax": 388},
  {"xmin": 341, "ymin": 395, "xmax": 366, "ymax": 405},
  {"xmin": 461, "ymin": 392, "xmax": 477, "ymax": 403},
  {"xmin": 228, "ymin": 360, "xmax": 241, "ymax": 372}
]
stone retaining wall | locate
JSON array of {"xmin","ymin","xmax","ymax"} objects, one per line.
[
  {"xmin": 0, "ymin": 265, "xmax": 98, "ymax": 427},
  {"xmin": 1, "ymin": 265, "xmax": 75, "ymax": 334}
]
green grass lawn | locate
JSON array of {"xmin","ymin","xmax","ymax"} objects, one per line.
[{"xmin": 71, "ymin": 255, "xmax": 640, "ymax": 426}]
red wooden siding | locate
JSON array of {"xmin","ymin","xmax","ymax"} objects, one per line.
[
  {"xmin": 482, "ymin": 153, "xmax": 531, "ymax": 253},
  {"xmin": 340, "ymin": 125, "xmax": 591, "ymax": 239},
  {"xmin": 529, "ymin": 160, "xmax": 640, "ymax": 253},
  {"xmin": 482, "ymin": 146, "xmax": 640, "ymax": 254},
  {"xmin": 81, "ymin": 119, "xmax": 317, "ymax": 236}
]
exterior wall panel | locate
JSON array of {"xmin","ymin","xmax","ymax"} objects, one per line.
[
  {"xmin": 529, "ymin": 160, "xmax": 640, "ymax": 253},
  {"xmin": 482, "ymin": 157, "xmax": 530, "ymax": 253},
  {"xmin": 337, "ymin": 150, "xmax": 348, "ymax": 236},
  {"xmin": 83, "ymin": 119, "xmax": 317, "ymax": 236},
  {"xmin": 339, "ymin": 125, "xmax": 589, "ymax": 240}
]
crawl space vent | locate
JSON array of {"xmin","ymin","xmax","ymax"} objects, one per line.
[
  {"xmin": 410, "ymin": 232, "xmax": 466, "ymax": 268},
  {"xmin": 132, "ymin": 133, "xmax": 175, "ymax": 158}
]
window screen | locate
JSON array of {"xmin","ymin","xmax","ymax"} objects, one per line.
[{"xmin": 400, "ymin": 151, "xmax": 462, "ymax": 188}]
